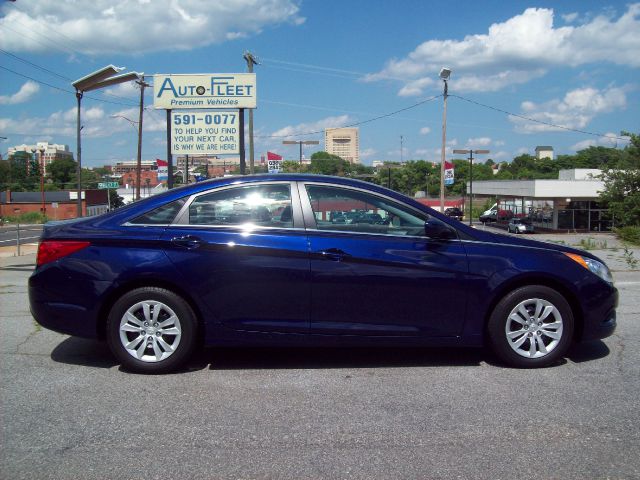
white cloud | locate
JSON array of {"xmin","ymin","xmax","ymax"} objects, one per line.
[
  {"xmin": 103, "ymin": 81, "xmax": 140, "ymax": 99},
  {"xmin": 0, "ymin": 81, "xmax": 40, "ymax": 105},
  {"xmin": 419, "ymin": 126, "xmax": 431, "ymax": 135},
  {"xmin": 368, "ymin": 4, "xmax": 640, "ymax": 95},
  {"xmin": 495, "ymin": 140, "xmax": 506, "ymax": 146},
  {"xmin": 2, "ymin": 104, "xmax": 166, "ymax": 140},
  {"xmin": 510, "ymin": 86, "xmax": 628, "ymax": 133},
  {"xmin": 270, "ymin": 115, "xmax": 352, "ymax": 139},
  {"xmin": 562, "ymin": 12, "xmax": 579, "ymax": 23},
  {"xmin": 516, "ymin": 147, "xmax": 530, "ymax": 155},
  {"xmin": 0, "ymin": 0, "xmax": 305, "ymax": 54},
  {"xmin": 466, "ymin": 137, "xmax": 492, "ymax": 147},
  {"xmin": 571, "ymin": 132, "xmax": 631, "ymax": 151},
  {"xmin": 415, "ymin": 148, "xmax": 430, "ymax": 156},
  {"xmin": 491, "ymin": 151, "xmax": 511, "ymax": 160},
  {"xmin": 360, "ymin": 148, "xmax": 377, "ymax": 158}
]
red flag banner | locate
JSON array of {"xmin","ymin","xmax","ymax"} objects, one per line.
[
  {"xmin": 444, "ymin": 160, "xmax": 454, "ymax": 185},
  {"xmin": 267, "ymin": 152, "xmax": 283, "ymax": 160}
]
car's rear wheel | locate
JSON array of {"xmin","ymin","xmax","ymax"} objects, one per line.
[
  {"xmin": 487, "ymin": 285, "xmax": 574, "ymax": 368},
  {"xmin": 107, "ymin": 287, "xmax": 197, "ymax": 374}
]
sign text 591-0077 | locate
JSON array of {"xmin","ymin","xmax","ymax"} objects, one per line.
[{"xmin": 171, "ymin": 110, "xmax": 239, "ymax": 155}]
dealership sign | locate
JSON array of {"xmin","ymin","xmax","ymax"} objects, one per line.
[
  {"xmin": 171, "ymin": 110, "xmax": 239, "ymax": 155},
  {"xmin": 154, "ymin": 73, "xmax": 256, "ymax": 109}
]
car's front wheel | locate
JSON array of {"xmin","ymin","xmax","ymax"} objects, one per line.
[
  {"xmin": 107, "ymin": 287, "xmax": 198, "ymax": 373},
  {"xmin": 487, "ymin": 285, "xmax": 574, "ymax": 368}
]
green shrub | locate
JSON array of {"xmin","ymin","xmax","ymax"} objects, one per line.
[
  {"xmin": 3, "ymin": 212, "xmax": 48, "ymax": 224},
  {"xmin": 614, "ymin": 226, "xmax": 640, "ymax": 246}
]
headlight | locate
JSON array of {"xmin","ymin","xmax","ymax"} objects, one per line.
[{"xmin": 564, "ymin": 253, "xmax": 614, "ymax": 284}]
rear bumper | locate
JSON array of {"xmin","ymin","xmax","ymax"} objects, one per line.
[{"xmin": 28, "ymin": 267, "xmax": 102, "ymax": 339}]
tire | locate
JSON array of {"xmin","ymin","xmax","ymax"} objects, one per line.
[
  {"xmin": 107, "ymin": 287, "xmax": 198, "ymax": 374},
  {"xmin": 487, "ymin": 285, "xmax": 574, "ymax": 368}
]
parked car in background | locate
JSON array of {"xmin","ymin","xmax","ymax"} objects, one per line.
[
  {"xmin": 508, "ymin": 218, "xmax": 535, "ymax": 234},
  {"xmin": 444, "ymin": 207, "xmax": 464, "ymax": 221},
  {"xmin": 480, "ymin": 204, "xmax": 497, "ymax": 223},
  {"xmin": 30, "ymin": 174, "xmax": 617, "ymax": 373}
]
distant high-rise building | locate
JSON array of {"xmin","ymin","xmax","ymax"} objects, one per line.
[
  {"xmin": 8, "ymin": 142, "xmax": 73, "ymax": 174},
  {"xmin": 325, "ymin": 127, "xmax": 360, "ymax": 164}
]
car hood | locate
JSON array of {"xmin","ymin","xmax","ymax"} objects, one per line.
[{"xmin": 467, "ymin": 228, "xmax": 605, "ymax": 262}]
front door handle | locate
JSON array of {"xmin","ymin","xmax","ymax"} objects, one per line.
[
  {"xmin": 170, "ymin": 235, "xmax": 204, "ymax": 250},
  {"xmin": 318, "ymin": 248, "xmax": 351, "ymax": 261}
]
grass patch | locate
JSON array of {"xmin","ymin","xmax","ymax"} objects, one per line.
[
  {"xmin": 614, "ymin": 226, "xmax": 640, "ymax": 246},
  {"xmin": 2, "ymin": 212, "xmax": 48, "ymax": 224},
  {"xmin": 575, "ymin": 237, "xmax": 608, "ymax": 250}
]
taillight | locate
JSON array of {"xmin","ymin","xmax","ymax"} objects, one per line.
[{"xmin": 36, "ymin": 240, "xmax": 91, "ymax": 267}]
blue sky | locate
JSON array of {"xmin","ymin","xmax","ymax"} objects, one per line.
[{"xmin": 1, "ymin": 0, "xmax": 638, "ymax": 167}]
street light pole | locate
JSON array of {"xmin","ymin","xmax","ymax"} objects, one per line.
[
  {"xmin": 453, "ymin": 148, "xmax": 490, "ymax": 226},
  {"xmin": 75, "ymin": 91, "xmax": 83, "ymax": 217},
  {"xmin": 439, "ymin": 68, "xmax": 451, "ymax": 214},
  {"xmin": 39, "ymin": 147, "xmax": 45, "ymax": 214},
  {"xmin": 282, "ymin": 140, "xmax": 320, "ymax": 163},
  {"xmin": 135, "ymin": 78, "xmax": 150, "ymax": 200},
  {"xmin": 243, "ymin": 51, "xmax": 259, "ymax": 174},
  {"xmin": 72, "ymin": 65, "xmax": 142, "ymax": 217}
]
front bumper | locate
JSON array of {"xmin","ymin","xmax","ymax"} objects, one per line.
[{"xmin": 579, "ymin": 285, "xmax": 618, "ymax": 341}]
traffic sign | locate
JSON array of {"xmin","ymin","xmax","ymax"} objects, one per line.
[{"xmin": 98, "ymin": 182, "xmax": 119, "ymax": 189}]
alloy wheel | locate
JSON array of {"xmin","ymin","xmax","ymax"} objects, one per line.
[
  {"xmin": 118, "ymin": 300, "xmax": 182, "ymax": 363},
  {"xmin": 505, "ymin": 298, "xmax": 563, "ymax": 358}
]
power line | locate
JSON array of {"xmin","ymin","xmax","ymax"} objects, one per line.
[
  {"xmin": 450, "ymin": 94, "xmax": 630, "ymax": 141},
  {"xmin": 256, "ymin": 94, "xmax": 442, "ymax": 138},
  {"xmin": 1, "ymin": 49, "xmax": 144, "ymax": 104},
  {"xmin": 0, "ymin": 48, "xmax": 71, "ymax": 81},
  {"xmin": 0, "ymin": 65, "xmax": 138, "ymax": 107}
]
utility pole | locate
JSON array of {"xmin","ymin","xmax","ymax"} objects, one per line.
[
  {"xmin": 135, "ymin": 77, "xmax": 150, "ymax": 200},
  {"xmin": 439, "ymin": 68, "xmax": 451, "ymax": 213},
  {"xmin": 243, "ymin": 51, "xmax": 259, "ymax": 174},
  {"xmin": 453, "ymin": 149, "xmax": 490, "ymax": 226},
  {"xmin": 400, "ymin": 135, "xmax": 404, "ymax": 163}
]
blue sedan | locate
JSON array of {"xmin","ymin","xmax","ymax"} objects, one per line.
[{"xmin": 29, "ymin": 175, "xmax": 617, "ymax": 373}]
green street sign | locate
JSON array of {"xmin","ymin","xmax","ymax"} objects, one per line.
[{"xmin": 98, "ymin": 182, "xmax": 119, "ymax": 189}]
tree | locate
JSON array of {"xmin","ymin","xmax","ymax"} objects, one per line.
[
  {"xmin": 599, "ymin": 131, "xmax": 640, "ymax": 226},
  {"xmin": 108, "ymin": 188, "xmax": 125, "ymax": 209},
  {"xmin": 48, "ymin": 158, "xmax": 77, "ymax": 189},
  {"xmin": 309, "ymin": 151, "xmax": 348, "ymax": 175}
]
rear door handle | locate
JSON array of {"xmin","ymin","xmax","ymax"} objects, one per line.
[
  {"xmin": 170, "ymin": 235, "xmax": 204, "ymax": 250},
  {"xmin": 318, "ymin": 248, "xmax": 351, "ymax": 261}
]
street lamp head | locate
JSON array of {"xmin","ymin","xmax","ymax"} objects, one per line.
[
  {"xmin": 439, "ymin": 67, "xmax": 452, "ymax": 80},
  {"xmin": 81, "ymin": 71, "xmax": 142, "ymax": 92},
  {"xmin": 72, "ymin": 65, "xmax": 125, "ymax": 91}
]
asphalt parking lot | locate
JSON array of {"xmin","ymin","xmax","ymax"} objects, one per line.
[{"xmin": 1, "ymin": 231, "xmax": 639, "ymax": 479}]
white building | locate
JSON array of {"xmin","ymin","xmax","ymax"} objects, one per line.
[
  {"xmin": 8, "ymin": 142, "xmax": 73, "ymax": 174},
  {"xmin": 471, "ymin": 169, "xmax": 613, "ymax": 231},
  {"xmin": 325, "ymin": 127, "xmax": 360, "ymax": 164},
  {"xmin": 535, "ymin": 146, "xmax": 554, "ymax": 160}
]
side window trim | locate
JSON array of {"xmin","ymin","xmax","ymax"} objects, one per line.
[
  {"xmin": 170, "ymin": 181, "xmax": 304, "ymax": 230},
  {"xmin": 298, "ymin": 182, "xmax": 458, "ymax": 240}
]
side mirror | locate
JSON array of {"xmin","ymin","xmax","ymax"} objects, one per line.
[{"xmin": 424, "ymin": 220, "xmax": 456, "ymax": 240}]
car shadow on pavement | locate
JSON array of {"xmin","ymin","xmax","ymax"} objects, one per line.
[
  {"xmin": 198, "ymin": 346, "xmax": 486, "ymax": 371},
  {"xmin": 51, "ymin": 337, "xmax": 119, "ymax": 369},
  {"xmin": 48, "ymin": 338, "xmax": 611, "ymax": 372},
  {"xmin": 566, "ymin": 340, "xmax": 611, "ymax": 363}
]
